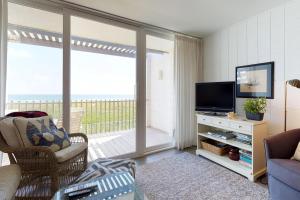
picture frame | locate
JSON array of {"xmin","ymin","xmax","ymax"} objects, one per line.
[{"xmin": 235, "ymin": 62, "xmax": 274, "ymax": 99}]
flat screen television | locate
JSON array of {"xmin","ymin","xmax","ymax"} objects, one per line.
[{"xmin": 195, "ymin": 81, "xmax": 235, "ymax": 113}]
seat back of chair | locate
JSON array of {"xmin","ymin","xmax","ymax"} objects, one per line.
[{"xmin": 1, "ymin": 111, "xmax": 48, "ymax": 164}]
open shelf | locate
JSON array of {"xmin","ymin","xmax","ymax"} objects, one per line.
[
  {"xmin": 198, "ymin": 132, "xmax": 252, "ymax": 152},
  {"xmin": 196, "ymin": 148, "xmax": 252, "ymax": 179},
  {"xmin": 196, "ymin": 113, "xmax": 268, "ymax": 181}
]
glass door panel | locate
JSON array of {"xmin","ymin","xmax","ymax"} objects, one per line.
[
  {"xmin": 70, "ymin": 16, "xmax": 136, "ymax": 160},
  {"xmin": 146, "ymin": 34, "xmax": 175, "ymax": 150},
  {"xmin": 3, "ymin": 3, "xmax": 63, "ymax": 166}
]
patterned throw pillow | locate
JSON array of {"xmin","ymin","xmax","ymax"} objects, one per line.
[
  {"xmin": 13, "ymin": 116, "xmax": 71, "ymax": 152},
  {"xmin": 75, "ymin": 158, "xmax": 136, "ymax": 183}
]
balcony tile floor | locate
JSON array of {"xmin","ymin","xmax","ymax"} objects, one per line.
[{"xmin": 87, "ymin": 127, "xmax": 174, "ymax": 160}]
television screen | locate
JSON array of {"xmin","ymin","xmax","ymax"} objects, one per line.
[{"xmin": 195, "ymin": 82, "xmax": 235, "ymax": 113}]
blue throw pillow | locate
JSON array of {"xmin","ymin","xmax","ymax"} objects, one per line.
[{"xmin": 14, "ymin": 116, "xmax": 71, "ymax": 152}]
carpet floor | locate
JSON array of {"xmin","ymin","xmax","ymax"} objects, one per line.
[{"xmin": 136, "ymin": 152, "xmax": 268, "ymax": 200}]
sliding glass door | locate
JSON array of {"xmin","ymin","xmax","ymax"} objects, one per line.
[
  {"xmin": 70, "ymin": 15, "xmax": 137, "ymax": 160},
  {"xmin": 1, "ymin": 1, "xmax": 176, "ymax": 166},
  {"xmin": 146, "ymin": 34, "xmax": 175, "ymax": 151}
]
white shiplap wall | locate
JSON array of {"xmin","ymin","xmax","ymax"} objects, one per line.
[{"xmin": 203, "ymin": 0, "xmax": 300, "ymax": 135}]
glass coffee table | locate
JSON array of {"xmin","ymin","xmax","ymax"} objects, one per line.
[{"xmin": 53, "ymin": 172, "xmax": 147, "ymax": 200}]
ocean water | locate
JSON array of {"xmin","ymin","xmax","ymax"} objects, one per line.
[{"xmin": 7, "ymin": 94, "xmax": 135, "ymax": 102}]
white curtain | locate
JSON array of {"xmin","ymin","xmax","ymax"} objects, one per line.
[
  {"xmin": 0, "ymin": 0, "xmax": 7, "ymax": 117},
  {"xmin": 0, "ymin": 0, "xmax": 7, "ymax": 166},
  {"xmin": 175, "ymin": 35, "xmax": 202, "ymax": 150}
]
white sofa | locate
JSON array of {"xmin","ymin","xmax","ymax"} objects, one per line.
[{"xmin": 0, "ymin": 164, "xmax": 21, "ymax": 200}]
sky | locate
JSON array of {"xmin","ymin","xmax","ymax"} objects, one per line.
[{"xmin": 7, "ymin": 42, "xmax": 136, "ymax": 96}]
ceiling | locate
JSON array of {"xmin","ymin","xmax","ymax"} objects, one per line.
[{"xmin": 63, "ymin": 0, "xmax": 288, "ymax": 37}]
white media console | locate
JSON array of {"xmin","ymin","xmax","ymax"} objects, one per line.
[{"xmin": 195, "ymin": 113, "xmax": 268, "ymax": 181}]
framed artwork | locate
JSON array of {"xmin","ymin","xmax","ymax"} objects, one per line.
[{"xmin": 235, "ymin": 62, "xmax": 274, "ymax": 99}]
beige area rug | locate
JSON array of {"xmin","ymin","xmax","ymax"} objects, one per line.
[{"xmin": 136, "ymin": 152, "xmax": 268, "ymax": 200}]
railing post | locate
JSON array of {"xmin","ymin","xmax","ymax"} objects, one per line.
[
  {"xmin": 100, "ymin": 100, "xmax": 102, "ymax": 132},
  {"xmin": 121, "ymin": 99, "xmax": 124, "ymax": 130},
  {"xmin": 132, "ymin": 99, "xmax": 134, "ymax": 129},
  {"xmin": 128, "ymin": 99, "xmax": 130, "ymax": 129},
  {"xmin": 85, "ymin": 100, "xmax": 88, "ymax": 134},
  {"xmin": 113, "ymin": 100, "xmax": 116, "ymax": 132},
  {"xmin": 104, "ymin": 99, "xmax": 107, "ymax": 132},
  {"xmin": 45, "ymin": 100, "xmax": 48, "ymax": 113},
  {"xmin": 108, "ymin": 99, "xmax": 111, "ymax": 132},
  {"xmin": 90, "ymin": 100, "xmax": 93, "ymax": 134},
  {"xmin": 117, "ymin": 99, "xmax": 120, "ymax": 131},
  {"xmin": 95, "ymin": 100, "xmax": 98, "ymax": 133},
  {"xmin": 52, "ymin": 101, "xmax": 55, "ymax": 117}
]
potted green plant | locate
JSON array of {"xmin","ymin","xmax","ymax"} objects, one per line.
[{"xmin": 243, "ymin": 97, "xmax": 267, "ymax": 121}]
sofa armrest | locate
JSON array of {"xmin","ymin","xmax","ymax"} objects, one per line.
[
  {"xmin": 0, "ymin": 164, "xmax": 21, "ymax": 200},
  {"xmin": 69, "ymin": 133, "xmax": 88, "ymax": 144},
  {"xmin": 264, "ymin": 129, "xmax": 300, "ymax": 160}
]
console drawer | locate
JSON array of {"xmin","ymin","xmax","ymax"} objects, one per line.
[
  {"xmin": 197, "ymin": 115, "xmax": 212, "ymax": 125},
  {"xmin": 230, "ymin": 122, "xmax": 252, "ymax": 133},
  {"xmin": 212, "ymin": 118, "xmax": 229, "ymax": 128}
]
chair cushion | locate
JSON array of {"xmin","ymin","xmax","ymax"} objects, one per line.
[
  {"xmin": 0, "ymin": 164, "xmax": 21, "ymax": 200},
  {"xmin": 75, "ymin": 158, "xmax": 136, "ymax": 183},
  {"xmin": 0, "ymin": 117, "xmax": 23, "ymax": 147},
  {"xmin": 292, "ymin": 142, "xmax": 300, "ymax": 161},
  {"xmin": 55, "ymin": 142, "xmax": 87, "ymax": 163},
  {"xmin": 13, "ymin": 116, "xmax": 71, "ymax": 152},
  {"xmin": 268, "ymin": 159, "xmax": 300, "ymax": 191}
]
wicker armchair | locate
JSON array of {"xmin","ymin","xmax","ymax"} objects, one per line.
[{"xmin": 0, "ymin": 115, "xmax": 88, "ymax": 199}]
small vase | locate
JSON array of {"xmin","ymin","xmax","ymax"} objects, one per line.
[
  {"xmin": 228, "ymin": 147, "xmax": 239, "ymax": 161},
  {"xmin": 246, "ymin": 112, "xmax": 264, "ymax": 121}
]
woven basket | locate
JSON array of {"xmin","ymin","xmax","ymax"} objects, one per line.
[{"xmin": 201, "ymin": 140, "xmax": 228, "ymax": 156}]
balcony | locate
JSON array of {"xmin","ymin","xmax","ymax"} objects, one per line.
[{"xmin": 4, "ymin": 99, "xmax": 174, "ymax": 162}]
